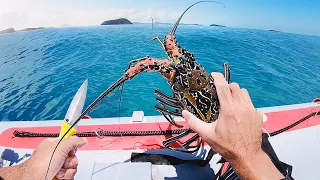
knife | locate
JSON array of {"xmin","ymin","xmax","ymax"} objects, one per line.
[
  {"xmin": 51, "ymin": 80, "xmax": 88, "ymax": 180},
  {"xmin": 58, "ymin": 79, "xmax": 88, "ymax": 139}
]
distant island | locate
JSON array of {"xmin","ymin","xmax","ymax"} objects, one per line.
[
  {"xmin": 268, "ymin": 30, "xmax": 280, "ymax": 32},
  {"xmin": 154, "ymin": 22, "xmax": 173, "ymax": 25},
  {"xmin": 0, "ymin": 28, "xmax": 15, "ymax": 34},
  {"xmin": 0, "ymin": 27, "xmax": 46, "ymax": 35},
  {"xmin": 180, "ymin": 23, "xmax": 203, "ymax": 26},
  {"xmin": 61, "ymin": 24, "xmax": 71, "ymax": 27},
  {"xmin": 20, "ymin": 27, "xmax": 45, "ymax": 31},
  {"xmin": 133, "ymin": 22, "xmax": 203, "ymax": 26},
  {"xmin": 101, "ymin": 18, "xmax": 132, "ymax": 25},
  {"xmin": 210, "ymin": 24, "xmax": 226, "ymax": 27}
]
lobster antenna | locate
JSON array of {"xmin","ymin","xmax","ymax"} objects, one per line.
[
  {"xmin": 118, "ymin": 83, "xmax": 124, "ymax": 118},
  {"xmin": 117, "ymin": 83, "xmax": 125, "ymax": 138},
  {"xmin": 170, "ymin": 1, "xmax": 225, "ymax": 35},
  {"xmin": 151, "ymin": 16, "xmax": 154, "ymax": 37}
]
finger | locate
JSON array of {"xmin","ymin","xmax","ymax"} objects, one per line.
[
  {"xmin": 229, "ymin": 83, "xmax": 242, "ymax": 101},
  {"xmin": 211, "ymin": 72, "xmax": 232, "ymax": 107},
  {"xmin": 256, "ymin": 110, "xmax": 264, "ymax": 124},
  {"xmin": 68, "ymin": 148, "xmax": 77, "ymax": 157},
  {"xmin": 241, "ymin": 88, "xmax": 254, "ymax": 107},
  {"xmin": 56, "ymin": 168, "xmax": 77, "ymax": 179},
  {"xmin": 63, "ymin": 156, "xmax": 78, "ymax": 169},
  {"xmin": 47, "ymin": 138, "xmax": 59, "ymax": 142},
  {"xmin": 211, "ymin": 72, "xmax": 229, "ymax": 86},
  {"xmin": 33, "ymin": 138, "xmax": 59, "ymax": 155},
  {"xmin": 182, "ymin": 110, "xmax": 216, "ymax": 141},
  {"xmin": 37, "ymin": 138, "xmax": 58, "ymax": 147},
  {"xmin": 56, "ymin": 137, "xmax": 87, "ymax": 157}
]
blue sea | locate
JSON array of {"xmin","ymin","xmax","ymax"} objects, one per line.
[{"xmin": 0, "ymin": 24, "xmax": 319, "ymax": 121}]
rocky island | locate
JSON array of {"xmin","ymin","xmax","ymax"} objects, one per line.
[
  {"xmin": 181, "ymin": 23, "xmax": 202, "ymax": 26},
  {"xmin": 0, "ymin": 28, "xmax": 16, "ymax": 34},
  {"xmin": 210, "ymin": 24, "xmax": 226, "ymax": 27},
  {"xmin": 0, "ymin": 27, "xmax": 46, "ymax": 35},
  {"xmin": 101, "ymin": 18, "xmax": 132, "ymax": 25},
  {"xmin": 20, "ymin": 27, "xmax": 45, "ymax": 31},
  {"xmin": 268, "ymin": 30, "xmax": 280, "ymax": 32}
]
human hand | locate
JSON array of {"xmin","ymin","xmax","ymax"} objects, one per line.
[
  {"xmin": 183, "ymin": 72, "xmax": 262, "ymax": 162},
  {"xmin": 182, "ymin": 72, "xmax": 284, "ymax": 179},
  {"xmin": 22, "ymin": 136, "xmax": 87, "ymax": 180}
]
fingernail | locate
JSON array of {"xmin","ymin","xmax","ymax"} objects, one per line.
[
  {"xmin": 211, "ymin": 72, "xmax": 218, "ymax": 77},
  {"xmin": 182, "ymin": 110, "xmax": 188, "ymax": 117},
  {"xmin": 57, "ymin": 171, "xmax": 65, "ymax": 178}
]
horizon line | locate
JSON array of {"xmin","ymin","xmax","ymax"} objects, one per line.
[{"xmin": 1, "ymin": 21, "xmax": 319, "ymax": 38}]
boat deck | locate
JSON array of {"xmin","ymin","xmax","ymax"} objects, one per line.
[{"xmin": 0, "ymin": 102, "xmax": 319, "ymax": 179}]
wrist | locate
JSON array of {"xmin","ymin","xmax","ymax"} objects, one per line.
[
  {"xmin": 230, "ymin": 149, "xmax": 285, "ymax": 180},
  {"xmin": 0, "ymin": 162, "xmax": 26, "ymax": 180},
  {"xmin": 20, "ymin": 158, "xmax": 45, "ymax": 180}
]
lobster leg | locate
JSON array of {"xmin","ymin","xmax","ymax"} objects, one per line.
[
  {"xmin": 223, "ymin": 63, "xmax": 231, "ymax": 84},
  {"xmin": 155, "ymin": 105, "xmax": 181, "ymax": 116},
  {"xmin": 149, "ymin": 37, "xmax": 166, "ymax": 51},
  {"xmin": 155, "ymin": 89, "xmax": 180, "ymax": 104},
  {"xmin": 154, "ymin": 91, "xmax": 199, "ymax": 148},
  {"xmin": 156, "ymin": 97, "xmax": 182, "ymax": 109},
  {"xmin": 182, "ymin": 134, "xmax": 200, "ymax": 149},
  {"xmin": 161, "ymin": 112, "xmax": 183, "ymax": 128},
  {"xmin": 155, "ymin": 105, "xmax": 183, "ymax": 127},
  {"xmin": 163, "ymin": 129, "xmax": 201, "ymax": 153},
  {"xmin": 155, "ymin": 91, "xmax": 184, "ymax": 127},
  {"xmin": 163, "ymin": 129, "xmax": 192, "ymax": 148}
]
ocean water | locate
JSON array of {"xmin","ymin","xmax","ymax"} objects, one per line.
[{"xmin": 0, "ymin": 24, "xmax": 319, "ymax": 121}]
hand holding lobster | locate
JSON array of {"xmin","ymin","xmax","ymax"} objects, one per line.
[{"xmin": 183, "ymin": 72, "xmax": 285, "ymax": 180}]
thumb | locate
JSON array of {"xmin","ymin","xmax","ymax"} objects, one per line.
[
  {"xmin": 57, "ymin": 136, "xmax": 87, "ymax": 156},
  {"xmin": 45, "ymin": 137, "xmax": 87, "ymax": 179},
  {"xmin": 182, "ymin": 110, "xmax": 213, "ymax": 139}
]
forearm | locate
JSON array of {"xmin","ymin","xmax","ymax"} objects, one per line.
[
  {"xmin": 231, "ymin": 150, "xmax": 285, "ymax": 180},
  {"xmin": 0, "ymin": 163, "xmax": 25, "ymax": 180}
]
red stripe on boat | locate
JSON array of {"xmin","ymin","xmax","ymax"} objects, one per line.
[{"xmin": 0, "ymin": 105, "xmax": 319, "ymax": 150}]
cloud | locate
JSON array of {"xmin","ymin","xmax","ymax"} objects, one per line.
[
  {"xmin": 0, "ymin": 0, "xmax": 180, "ymax": 30},
  {"xmin": 0, "ymin": 12, "xmax": 29, "ymax": 29}
]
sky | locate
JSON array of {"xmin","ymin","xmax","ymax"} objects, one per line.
[{"xmin": 0, "ymin": 0, "xmax": 319, "ymax": 36}]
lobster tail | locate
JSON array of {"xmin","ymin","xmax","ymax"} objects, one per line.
[{"xmin": 169, "ymin": 1, "xmax": 225, "ymax": 35}]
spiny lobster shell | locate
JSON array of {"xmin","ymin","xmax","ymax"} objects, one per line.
[{"xmin": 170, "ymin": 58, "xmax": 220, "ymax": 123}]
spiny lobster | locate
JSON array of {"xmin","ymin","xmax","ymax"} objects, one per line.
[
  {"xmin": 89, "ymin": 1, "xmax": 230, "ymax": 153},
  {"xmin": 74, "ymin": 1, "xmax": 230, "ymax": 153}
]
